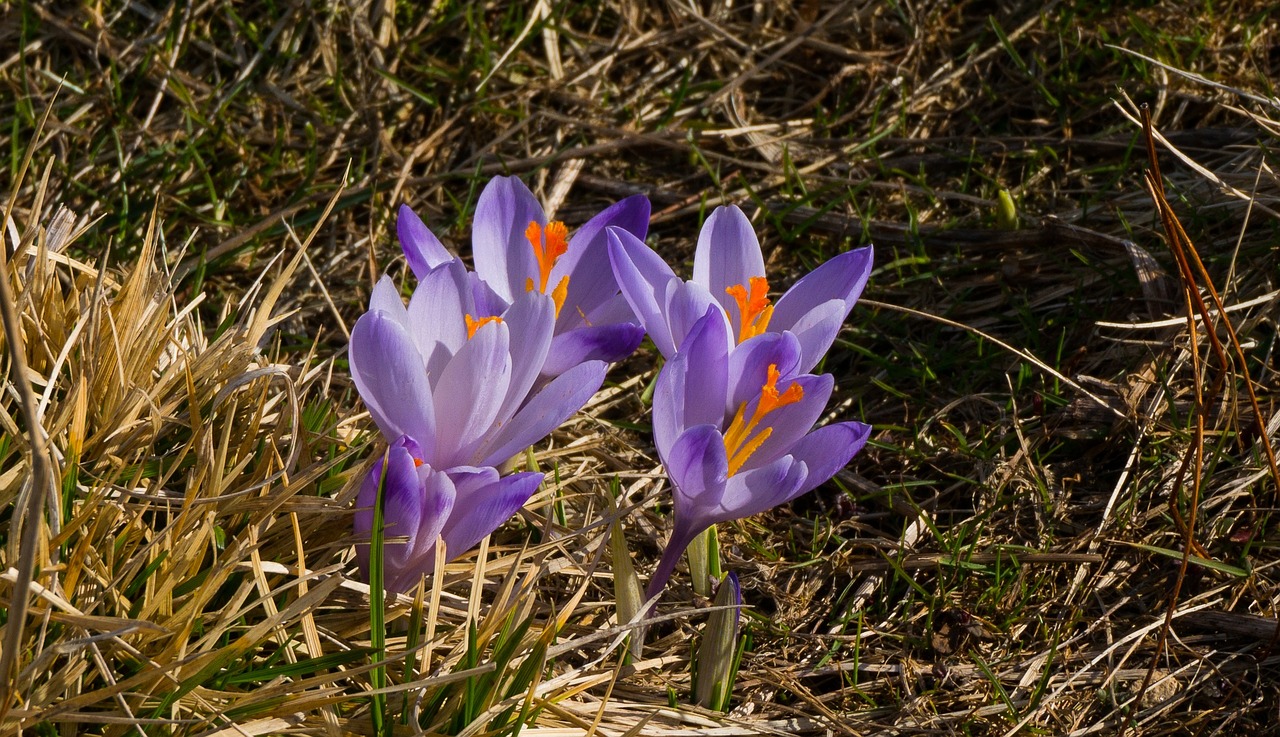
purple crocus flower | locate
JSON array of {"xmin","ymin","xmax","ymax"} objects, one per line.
[
  {"xmin": 646, "ymin": 308, "xmax": 872, "ymax": 598},
  {"xmin": 350, "ymin": 259, "xmax": 608, "ymax": 591},
  {"xmin": 398, "ymin": 176, "xmax": 651, "ymax": 376},
  {"xmin": 607, "ymin": 204, "xmax": 872, "ymax": 373}
]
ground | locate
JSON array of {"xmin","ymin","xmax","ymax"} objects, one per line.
[{"xmin": 2, "ymin": 1, "xmax": 1280, "ymax": 735}]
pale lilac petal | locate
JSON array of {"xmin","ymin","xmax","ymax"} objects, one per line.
[
  {"xmin": 653, "ymin": 309, "xmax": 729, "ymax": 459},
  {"xmin": 398, "ymin": 204, "xmax": 454, "ymax": 279},
  {"xmin": 662, "ymin": 279, "xmax": 725, "ymax": 357},
  {"xmin": 438, "ymin": 468, "xmax": 543, "ymax": 561},
  {"xmin": 368, "ymin": 276, "xmax": 407, "ymax": 322},
  {"xmin": 349, "ymin": 311, "xmax": 437, "ymax": 455},
  {"xmin": 607, "ymin": 227, "xmax": 680, "ymax": 357},
  {"xmin": 432, "ymin": 318, "xmax": 512, "ymax": 464},
  {"xmin": 472, "ymin": 176, "xmax": 546, "ymax": 302},
  {"xmin": 782, "ymin": 421, "xmax": 872, "ymax": 502},
  {"xmin": 541, "ymin": 323, "xmax": 645, "ymax": 376},
  {"xmin": 496, "ymin": 291, "xmax": 555, "ymax": 425},
  {"xmin": 692, "ymin": 205, "xmax": 765, "ymax": 313},
  {"xmin": 406, "ymin": 260, "xmax": 471, "ymax": 377},
  {"xmin": 771, "ymin": 246, "xmax": 872, "ymax": 335},
  {"xmin": 737, "ymin": 373, "xmax": 834, "ymax": 472},
  {"xmin": 474, "ymin": 360, "xmax": 606, "ymax": 467},
  {"xmin": 726, "ymin": 331, "xmax": 803, "ymax": 414},
  {"xmin": 781, "ymin": 299, "xmax": 846, "ymax": 374},
  {"xmin": 583, "ymin": 293, "xmax": 638, "ymax": 327},
  {"xmin": 653, "ymin": 350, "xmax": 690, "ymax": 461},
  {"xmin": 716, "ymin": 454, "xmax": 807, "ymax": 519},
  {"xmin": 553, "ymin": 194, "xmax": 651, "ymax": 330}
]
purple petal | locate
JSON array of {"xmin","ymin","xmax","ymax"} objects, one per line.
[
  {"xmin": 771, "ymin": 246, "xmax": 872, "ymax": 337},
  {"xmin": 692, "ymin": 206, "xmax": 765, "ymax": 314},
  {"xmin": 541, "ymin": 323, "xmax": 645, "ymax": 376},
  {"xmin": 369, "ymin": 276, "xmax": 407, "ymax": 321},
  {"xmin": 716, "ymin": 454, "xmax": 807, "ymax": 519},
  {"xmin": 356, "ymin": 442, "xmax": 457, "ymax": 593},
  {"xmin": 432, "ymin": 318, "xmax": 512, "ymax": 464},
  {"xmin": 467, "ymin": 271, "xmax": 509, "ymax": 318},
  {"xmin": 438, "ymin": 468, "xmax": 543, "ymax": 561},
  {"xmin": 653, "ymin": 351, "xmax": 690, "ymax": 461},
  {"xmin": 661, "ymin": 279, "xmax": 724, "ymax": 357},
  {"xmin": 666, "ymin": 424, "xmax": 730, "ymax": 524},
  {"xmin": 406, "ymin": 260, "xmax": 471, "ymax": 377},
  {"xmin": 735, "ymin": 373, "xmax": 834, "ymax": 472},
  {"xmin": 386, "ymin": 464, "xmax": 457, "ymax": 592},
  {"xmin": 349, "ymin": 310, "xmax": 437, "ymax": 455},
  {"xmin": 553, "ymin": 194, "xmax": 651, "ymax": 331},
  {"xmin": 607, "ymin": 227, "xmax": 680, "ymax": 357},
  {"xmin": 355, "ymin": 442, "xmax": 423, "ymax": 574},
  {"xmin": 582, "ymin": 292, "xmax": 639, "ymax": 326},
  {"xmin": 474, "ymin": 360, "xmax": 606, "ymax": 467},
  {"xmin": 398, "ymin": 204, "xmax": 454, "ymax": 280},
  {"xmin": 653, "ymin": 308, "xmax": 730, "ymax": 459},
  {"xmin": 495, "ymin": 291, "xmax": 555, "ymax": 425},
  {"xmin": 726, "ymin": 331, "xmax": 803, "ymax": 414},
  {"xmin": 781, "ymin": 299, "xmax": 847, "ymax": 375},
  {"xmin": 472, "ymin": 176, "xmax": 546, "ymax": 303},
  {"xmin": 783, "ymin": 421, "xmax": 872, "ymax": 502},
  {"xmin": 646, "ymin": 424, "xmax": 728, "ymax": 599}
]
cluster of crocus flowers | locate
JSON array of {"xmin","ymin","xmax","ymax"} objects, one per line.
[
  {"xmin": 350, "ymin": 177, "xmax": 873, "ymax": 602},
  {"xmin": 351, "ymin": 177, "xmax": 649, "ymax": 592},
  {"xmin": 604, "ymin": 204, "xmax": 873, "ymax": 597}
]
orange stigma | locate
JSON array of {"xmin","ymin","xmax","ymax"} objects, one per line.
[
  {"xmin": 524, "ymin": 220, "xmax": 570, "ymax": 317},
  {"xmin": 722, "ymin": 364, "xmax": 804, "ymax": 476},
  {"xmin": 465, "ymin": 314, "xmax": 503, "ymax": 339},
  {"xmin": 725, "ymin": 276, "xmax": 773, "ymax": 343}
]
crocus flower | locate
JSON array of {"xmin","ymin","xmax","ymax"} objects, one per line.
[
  {"xmin": 350, "ymin": 258, "xmax": 608, "ymax": 590},
  {"xmin": 646, "ymin": 308, "xmax": 871, "ymax": 597},
  {"xmin": 398, "ymin": 176, "xmax": 651, "ymax": 376},
  {"xmin": 354, "ymin": 436, "xmax": 543, "ymax": 592},
  {"xmin": 607, "ymin": 205, "xmax": 872, "ymax": 373}
]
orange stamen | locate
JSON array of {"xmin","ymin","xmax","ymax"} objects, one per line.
[
  {"xmin": 725, "ymin": 276, "xmax": 773, "ymax": 343},
  {"xmin": 412, "ymin": 458, "xmax": 424, "ymax": 468},
  {"xmin": 525, "ymin": 220, "xmax": 569, "ymax": 292},
  {"xmin": 722, "ymin": 364, "xmax": 804, "ymax": 475},
  {"xmin": 525, "ymin": 220, "xmax": 571, "ymax": 318},
  {"xmin": 465, "ymin": 314, "xmax": 503, "ymax": 339}
]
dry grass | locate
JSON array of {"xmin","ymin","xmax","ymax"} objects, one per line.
[{"xmin": 3, "ymin": 1, "xmax": 1280, "ymax": 734}]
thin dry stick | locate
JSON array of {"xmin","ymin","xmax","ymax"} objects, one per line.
[{"xmin": 0, "ymin": 96, "xmax": 58, "ymax": 721}]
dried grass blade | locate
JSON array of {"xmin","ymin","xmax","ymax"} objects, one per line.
[{"xmin": 0, "ymin": 92, "xmax": 59, "ymax": 720}]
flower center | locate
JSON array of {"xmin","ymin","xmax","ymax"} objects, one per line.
[
  {"xmin": 524, "ymin": 220, "xmax": 570, "ymax": 317},
  {"xmin": 722, "ymin": 363, "xmax": 804, "ymax": 475},
  {"xmin": 465, "ymin": 314, "xmax": 503, "ymax": 339},
  {"xmin": 725, "ymin": 277, "xmax": 773, "ymax": 343}
]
